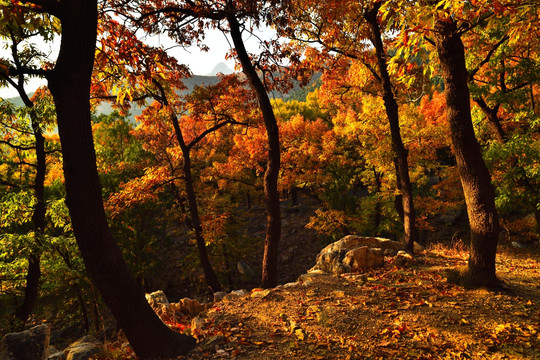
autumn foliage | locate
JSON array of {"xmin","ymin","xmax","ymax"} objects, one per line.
[{"xmin": 1, "ymin": 0, "xmax": 539, "ymax": 358}]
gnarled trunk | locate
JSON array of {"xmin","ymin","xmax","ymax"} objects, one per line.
[
  {"xmin": 46, "ymin": 0, "xmax": 195, "ymax": 357},
  {"xmin": 435, "ymin": 19, "xmax": 500, "ymax": 288}
]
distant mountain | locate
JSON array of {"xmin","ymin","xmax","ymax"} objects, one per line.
[
  {"xmin": 2, "ymin": 72, "xmax": 321, "ymax": 120},
  {"xmin": 207, "ymin": 62, "xmax": 234, "ymax": 76}
]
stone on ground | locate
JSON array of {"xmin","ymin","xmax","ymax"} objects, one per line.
[{"xmin": 0, "ymin": 324, "xmax": 50, "ymax": 360}]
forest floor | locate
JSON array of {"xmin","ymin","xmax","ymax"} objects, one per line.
[{"xmin": 107, "ymin": 244, "xmax": 540, "ymax": 359}]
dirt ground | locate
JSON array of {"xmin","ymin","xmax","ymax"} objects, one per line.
[
  {"xmin": 105, "ymin": 244, "xmax": 540, "ymax": 360},
  {"xmin": 183, "ymin": 246, "xmax": 539, "ymax": 359}
]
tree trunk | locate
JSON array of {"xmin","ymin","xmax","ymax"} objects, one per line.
[
  {"xmin": 535, "ymin": 207, "xmax": 540, "ymax": 239},
  {"xmin": 228, "ymin": 14, "xmax": 281, "ymax": 288},
  {"xmin": 15, "ymin": 254, "xmax": 40, "ymax": 326},
  {"xmin": 46, "ymin": 0, "xmax": 195, "ymax": 357},
  {"xmin": 169, "ymin": 112, "xmax": 222, "ymax": 292},
  {"xmin": 435, "ymin": 19, "xmax": 500, "ymax": 288},
  {"xmin": 15, "ymin": 96, "xmax": 46, "ymax": 327},
  {"xmin": 364, "ymin": 5, "xmax": 419, "ymax": 253}
]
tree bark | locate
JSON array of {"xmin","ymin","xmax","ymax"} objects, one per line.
[
  {"xmin": 435, "ymin": 19, "xmax": 500, "ymax": 288},
  {"xmin": 364, "ymin": 4, "xmax": 419, "ymax": 253},
  {"xmin": 45, "ymin": 0, "xmax": 195, "ymax": 357},
  {"xmin": 168, "ymin": 112, "xmax": 222, "ymax": 292},
  {"xmin": 228, "ymin": 14, "xmax": 281, "ymax": 288}
]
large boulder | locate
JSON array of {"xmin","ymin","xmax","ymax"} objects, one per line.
[
  {"xmin": 311, "ymin": 235, "xmax": 401, "ymax": 274},
  {"xmin": 0, "ymin": 324, "xmax": 50, "ymax": 360}
]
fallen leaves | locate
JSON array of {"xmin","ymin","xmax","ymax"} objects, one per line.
[{"xmin": 175, "ymin": 248, "xmax": 540, "ymax": 359}]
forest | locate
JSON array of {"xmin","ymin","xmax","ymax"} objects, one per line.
[{"xmin": 0, "ymin": 0, "xmax": 539, "ymax": 359}]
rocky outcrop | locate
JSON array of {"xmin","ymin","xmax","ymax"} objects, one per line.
[
  {"xmin": 145, "ymin": 290, "xmax": 205, "ymax": 322},
  {"xmin": 309, "ymin": 235, "xmax": 414, "ymax": 275},
  {"xmin": 0, "ymin": 325, "xmax": 50, "ymax": 360}
]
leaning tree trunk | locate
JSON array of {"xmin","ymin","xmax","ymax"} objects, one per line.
[
  {"xmin": 435, "ymin": 19, "xmax": 500, "ymax": 288},
  {"xmin": 364, "ymin": 4, "xmax": 419, "ymax": 253},
  {"xmin": 228, "ymin": 14, "xmax": 281, "ymax": 288},
  {"xmin": 46, "ymin": 0, "xmax": 195, "ymax": 357}
]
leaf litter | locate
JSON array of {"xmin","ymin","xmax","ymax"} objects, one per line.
[{"xmin": 173, "ymin": 246, "xmax": 540, "ymax": 360}]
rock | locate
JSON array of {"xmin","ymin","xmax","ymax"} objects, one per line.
[
  {"xmin": 191, "ymin": 315, "xmax": 205, "ymax": 333},
  {"xmin": 0, "ymin": 324, "xmax": 50, "ymax": 360},
  {"xmin": 175, "ymin": 297, "xmax": 205, "ymax": 317},
  {"xmin": 394, "ymin": 250, "xmax": 414, "ymax": 267},
  {"xmin": 311, "ymin": 235, "xmax": 396, "ymax": 274},
  {"xmin": 250, "ymin": 289, "xmax": 271, "ymax": 299},
  {"xmin": 47, "ymin": 351, "xmax": 63, "ymax": 360},
  {"xmin": 297, "ymin": 270, "xmax": 326, "ymax": 282},
  {"xmin": 63, "ymin": 336, "xmax": 103, "ymax": 360},
  {"xmin": 146, "ymin": 290, "xmax": 178, "ymax": 322},
  {"xmin": 236, "ymin": 260, "xmax": 254, "ymax": 277},
  {"xmin": 343, "ymin": 246, "xmax": 384, "ymax": 271},
  {"xmin": 145, "ymin": 290, "xmax": 170, "ymax": 307},
  {"xmin": 213, "ymin": 291, "xmax": 227, "ymax": 302}
]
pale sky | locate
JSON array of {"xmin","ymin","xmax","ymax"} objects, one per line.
[{"xmin": 0, "ymin": 26, "xmax": 272, "ymax": 100}]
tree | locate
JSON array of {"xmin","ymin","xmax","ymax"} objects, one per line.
[
  {"xmin": 391, "ymin": 0, "xmax": 508, "ymax": 287},
  {"xmin": 3, "ymin": 0, "xmax": 195, "ymax": 356},
  {"xmin": 142, "ymin": 76, "xmax": 252, "ymax": 292},
  {"xmin": 113, "ymin": 0, "xmax": 303, "ymax": 288},
  {"xmin": 0, "ymin": 90, "xmax": 50, "ymax": 327},
  {"xmin": 286, "ymin": 0, "xmax": 420, "ymax": 251},
  {"xmin": 0, "ymin": 5, "xmax": 59, "ymax": 324}
]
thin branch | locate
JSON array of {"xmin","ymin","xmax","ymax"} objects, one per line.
[
  {"xmin": 0, "ymin": 140, "xmax": 36, "ymax": 151},
  {"xmin": 468, "ymin": 35, "xmax": 509, "ymax": 79}
]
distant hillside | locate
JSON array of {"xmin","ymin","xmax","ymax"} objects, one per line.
[
  {"xmin": 3, "ymin": 72, "xmax": 320, "ymax": 120},
  {"xmin": 95, "ymin": 75, "xmax": 223, "ymax": 120}
]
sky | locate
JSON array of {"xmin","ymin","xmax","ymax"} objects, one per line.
[{"xmin": 0, "ymin": 26, "xmax": 271, "ymax": 100}]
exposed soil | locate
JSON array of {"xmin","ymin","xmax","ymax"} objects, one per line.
[
  {"xmin": 182, "ymin": 246, "xmax": 540, "ymax": 360},
  {"xmin": 103, "ymin": 245, "xmax": 540, "ymax": 359}
]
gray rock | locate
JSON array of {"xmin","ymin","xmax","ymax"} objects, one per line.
[
  {"xmin": 213, "ymin": 291, "xmax": 227, "ymax": 302},
  {"xmin": 0, "ymin": 324, "xmax": 50, "ymax": 360},
  {"xmin": 236, "ymin": 260, "xmax": 253, "ymax": 276},
  {"xmin": 63, "ymin": 336, "xmax": 103, "ymax": 360}
]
